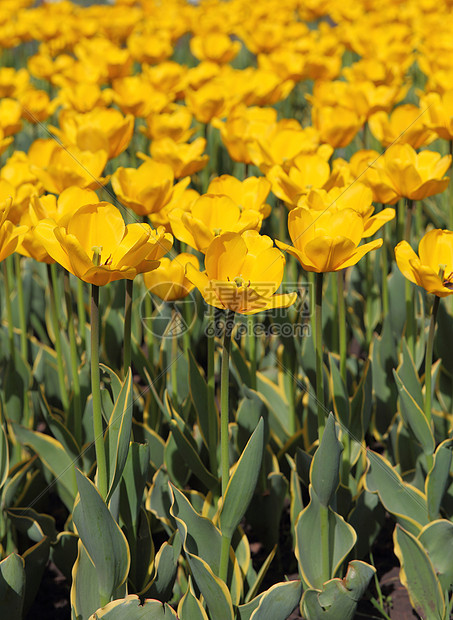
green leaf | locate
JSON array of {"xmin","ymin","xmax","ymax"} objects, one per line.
[
  {"xmin": 329, "ymin": 357, "xmax": 350, "ymax": 429},
  {"xmin": 105, "ymin": 369, "xmax": 134, "ymax": 502},
  {"xmin": 397, "ymin": 338, "xmax": 424, "ymax": 409},
  {"xmin": 350, "ymin": 360, "xmax": 372, "ymax": 442},
  {"xmin": 301, "ymin": 560, "xmax": 375, "ymax": 620},
  {"xmin": 0, "ymin": 417, "xmax": 9, "ymax": 490},
  {"xmin": 7, "ymin": 507, "xmax": 57, "ymax": 543},
  {"xmin": 220, "ymin": 418, "xmax": 264, "ymax": 539},
  {"xmin": 144, "ymin": 532, "xmax": 181, "ymax": 602},
  {"xmin": 178, "ymin": 584, "xmax": 209, "ymax": 620},
  {"xmin": 371, "ymin": 317, "xmax": 398, "ymax": 436},
  {"xmin": 295, "ymin": 487, "xmax": 356, "ymax": 590},
  {"xmin": 426, "ymin": 439, "xmax": 453, "ymax": 521},
  {"xmin": 12, "ymin": 424, "xmax": 77, "ymax": 511},
  {"xmin": 71, "ymin": 541, "xmax": 102, "ymax": 620},
  {"xmin": 132, "ymin": 421, "xmax": 164, "ymax": 471},
  {"xmin": 0, "ymin": 553, "xmax": 25, "ymax": 618},
  {"xmin": 393, "ymin": 369, "xmax": 435, "ymax": 455},
  {"xmin": 393, "ymin": 524, "xmax": 445, "ymax": 620},
  {"xmin": 170, "ymin": 485, "xmax": 222, "ymax": 575},
  {"xmin": 365, "ymin": 450, "xmax": 428, "ymax": 534},
  {"xmin": 310, "ymin": 413, "xmax": 342, "ymax": 508},
  {"xmin": 250, "ymin": 580, "xmax": 302, "ymax": 620},
  {"xmin": 51, "ymin": 531, "xmax": 78, "ymax": 582},
  {"xmin": 73, "ymin": 469, "xmax": 130, "ymax": 605},
  {"xmin": 185, "ymin": 551, "xmax": 234, "ymax": 620},
  {"xmin": 418, "ymin": 520, "xmax": 453, "ymax": 593},
  {"xmin": 89, "ymin": 595, "xmax": 178, "ymax": 619},
  {"xmin": 22, "ymin": 536, "xmax": 51, "ymax": 616}
]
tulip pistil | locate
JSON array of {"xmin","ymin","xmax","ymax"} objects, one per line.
[{"xmin": 92, "ymin": 246, "xmax": 103, "ymax": 266}]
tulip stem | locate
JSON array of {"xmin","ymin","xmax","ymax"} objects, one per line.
[
  {"xmin": 207, "ymin": 306, "xmax": 218, "ymax": 475},
  {"xmin": 14, "ymin": 254, "xmax": 28, "ymax": 360},
  {"xmin": 331, "ymin": 269, "xmax": 339, "ymax": 353},
  {"xmin": 315, "ymin": 272, "xmax": 325, "ymax": 441},
  {"xmin": 47, "ymin": 264, "xmax": 69, "ymax": 412},
  {"xmin": 381, "ymin": 226, "xmax": 389, "ymax": 316},
  {"xmin": 123, "ymin": 279, "xmax": 133, "ymax": 377},
  {"xmin": 425, "ymin": 294, "xmax": 441, "ymax": 430},
  {"xmin": 337, "ymin": 270, "xmax": 347, "ymax": 383},
  {"xmin": 171, "ymin": 317, "xmax": 179, "ymax": 404},
  {"xmin": 76, "ymin": 278, "xmax": 87, "ymax": 350},
  {"xmin": 64, "ymin": 271, "xmax": 82, "ymax": 447},
  {"xmin": 450, "ymin": 140, "xmax": 453, "ymax": 230},
  {"xmin": 219, "ymin": 310, "xmax": 234, "ymax": 584},
  {"xmin": 91, "ymin": 282, "xmax": 108, "ymax": 499},
  {"xmin": 405, "ymin": 199, "xmax": 415, "ymax": 357},
  {"xmin": 247, "ymin": 315, "xmax": 257, "ymax": 390}
]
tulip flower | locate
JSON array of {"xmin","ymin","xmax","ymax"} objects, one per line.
[
  {"xmin": 0, "ymin": 98, "xmax": 22, "ymax": 137},
  {"xmin": 0, "ymin": 199, "xmax": 27, "ymax": 262},
  {"xmin": 395, "ymin": 229, "xmax": 453, "ymax": 297},
  {"xmin": 141, "ymin": 105, "xmax": 194, "ymax": 143},
  {"xmin": 276, "ymin": 206, "xmax": 383, "ymax": 272},
  {"xmin": 368, "ymin": 104, "xmax": 434, "ymax": 149},
  {"xmin": 34, "ymin": 202, "xmax": 173, "ymax": 286},
  {"xmin": 190, "ymin": 32, "xmax": 241, "ymax": 64},
  {"xmin": 148, "ymin": 137, "xmax": 209, "ymax": 178},
  {"xmin": 111, "ymin": 159, "xmax": 189, "ymax": 217},
  {"xmin": 207, "ymin": 175, "xmax": 272, "ymax": 218},
  {"xmin": 110, "ymin": 76, "xmax": 170, "ymax": 118},
  {"xmin": 168, "ymin": 194, "xmax": 262, "ymax": 253},
  {"xmin": 420, "ymin": 90, "xmax": 453, "ymax": 141},
  {"xmin": 185, "ymin": 230, "xmax": 297, "ymax": 314},
  {"xmin": 144, "ymin": 253, "xmax": 199, "ymax": 301}
]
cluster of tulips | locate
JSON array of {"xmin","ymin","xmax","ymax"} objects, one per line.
[{"xmin": 1, "ymin": 0, "xmax": 453, "ymax": 618}]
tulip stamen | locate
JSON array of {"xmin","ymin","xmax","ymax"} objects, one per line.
[
  {"xmin": 442, "ymin": 271, "xmax": 453, "ymax": 289},
  {"xmin": 92, "ymin": 246, "xmax": 103, "ymax": 266}
]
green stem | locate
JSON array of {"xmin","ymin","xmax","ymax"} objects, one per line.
[
  {"xmin": 144, "ymin": 290, "xmax": 154, "ymax": 363},
  {"xmin": 247, "ymin": 315, "xmax": 256, "ymax": 390},
  {"xmin": 425, "ymin": 294, "xmax": 440, "ymax": 430},
  {"xmin": 337, "ymin": 270, "xmax": 346, "ymax": 383},
  {"xmin": 14, "ymin": 254, "xmax": 27, "ymax": 360},
  {"xmin": 91, "ymin": 280, "xmax": 108, "ymax": 500},
  {"xmin": 397, "ymin": 198, "xmax": 405, "ymax": 242},
  {"xmin": 381, "ymin": 225, "xmax": 389, "ymax": 316},
  {"xmin": 331, "ymin": 269, "xmax": 338, "ymax": 353},
  {"xmin": 123, "ymin": 279, "xmax": 133, "ymax": 377},
  {"xmin": 405, "ymin": 199, "xmax": 415, "ymax": 356},
  {"xmin": 219, "ymin": 310, "xmax": 234, "ymax": 584},
  {"xmin": 207, "ymin": 306, "xmax": 218, "ymax": 475},
  {"xmin": 315, "ymin": 273, "xmax": 325, "ymax": 441},
  {"xmin": 171, "ymin": 317, "xmax": 178, "ymax": 404},
  {"xmin": 449, "ymin": 140, "xmax": 453, "ymax": 230},
  {"xmin": 64, "ymin": 271, "xmax": 82, "ymax": 447},
  {"xmin": 365, "ymin": 253, "xmax": 373, "ymax": 343},
  {"xmin": 47, "ymin": 264, "xmax": 69, "ymax": 411},
  {"xmin": 76, "ymin": 277, "xmax": 86, "ymax": 350}
]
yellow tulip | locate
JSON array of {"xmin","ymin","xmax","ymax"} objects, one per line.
[
  {"xmin": 141, "ymin": 105, "xmax": 194, "ymax": 143},
  {"xmin": 368, "ymin": 104, "xmax": 434, "ymax": 149},
  {"xmin": 168, "ymin": 194, "xmax": 262, "ymax": 253},
  {"xmin": 148, "ymin": 137, "xmax": 209, "ymax": 178},
  {"xmin": 34, "ymin": 202, "xmax": 172, "ymax": 286},
  {"xmin": 110, "ymin": 76, "xmax": 170, "ymax": 118},
  {"xmin": 420, "ymin": 91, "xmax": 453, "ymax": 141},
  {"xmin": 143, "ymin": 253, "xmax": 199, "ymax": 301},
  {"xmin": 0, "ymin": 98, "xmax": 22, "ymax": 137},
  {"xmin": 311, "ymin": 105, "xmax": 363, "ymax": 149},
  {"xmin": 395, "ymin": 230, "xmax": 453, "ymax": 297},
  {"xmin": 276, "ymin": 206, "xmax": 382, "ymax": 272},
  {"xmin": 20, "ymin": 88, "xmax": 58, "ymax": 123},
  {"xmin": 127, "ymin": 32, "xmax": 173, "ymax": 65},
  {"xmin": 56, "ymin": 82, "xmax": 110, "ymax": 113},
  {"xmin": 186, "ymin": 230, "xmax": 297, "ymax": 314},
  {"xmin": 111, "ymin": 159, "xmax": 189, "ymax": 217},
  {"xmin": 29, "ymin": 140, "xmax": 109, "ymax": 194},
  {"xmin": 52, "ymin": 108, "xmax": 134, "ymax": 160},
  {"xmin": 0, "ymin": 200, "xmax": 27, "ymax": 262},
  {"xmin": 190, "ymin": 33, "xmax": 241, "ymax": 64},
  {"xmin": 207, "ymin": 175, "xmax": 272, "ymax": 218}
]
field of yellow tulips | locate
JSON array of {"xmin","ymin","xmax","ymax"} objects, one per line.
[{"xmin": 2, "ymin": 0, "xmax": 453, "ymax": 618}]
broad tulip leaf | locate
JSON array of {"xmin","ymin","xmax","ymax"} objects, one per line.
[
  {"xmin": 170, "ymin": 484, "xmax": 222, "ymax": 575},
  {"xmin": 426, "ymin": 439, "xmax": 453, "ymax": 520},
  {"xmin": 0, "ymin": 553, "xmax": 25, "ymax": 618},
  {"xmin": 185, "ymin": 551, "xmax": 234, "ymax": 620},
  {"xmin": 350, "ymin": 360, "xmax": 372, "ymax": 442},
  {"xmin": 89, "ymin": 595, "xmax": 178, "ymax": 619},
  {"xmin": 365, "ymin": 450, "xmax": 428, "ymax": 534},
  {"xmin": 145, "ymin": 533, "xmax": 181, "ymax": 602},
  {"xmin": 132, "ymin": 421, "xmax": 164, "ymax": 471},
  {"xmin": 250, "ymin": 579, "xmax": 302, "ymax": 620},
  {"xmin": 220, "ymin": 418, "xmax": 264, "ymax": 538},
  {"xmin": 51, "ymin": 531, "xmax": 79, "ymax": 582},
  {"xmin": 397, "ymin": 338, "xmax": 424, "ymax": 409},
  {"xmin": 7, "ymin": 507, "xmax": 57, "ymax": 543},
  {"xmin": 310, "ymin": 413, "xmax": 342, "ymax": 508},
  {"xmin": 371, "ymin": 316, "xmax": 398, "ymax": 436},
  {"xmin": 12, "ymin": 424, "xmax": 77, "ymax": 511},
  {"xmin": 178, "ymin": 584, "xmax": 209, "ymax": 620},
  {"xmin": 73, "ymin": 469, "xmax": 130, "ymax": 605},
  {"xmin": 71, "ymin": 541, "xmax": 101, "ymax": 620},
  {"xmin": 393, "ymin": 525, "xmax": 445, "ymax": 620},
  {"xmin": 301, "ymin": 560, "xmax": 375, "ymax": 620},
  {"xmin": 105, "ymin": 368, "xmax": 134, "ymax": 502},
  {"xmin": 393, "ymin": 369, "xmax": 434, "ymax": 455},
  {"xmin": 22, "ymin": 536, "xmax": 51, "ymax": 616},
  {"xmin": 295, "ymin": 487, "xmax": 356, "ymax": 590},
  {"xmin": 418, "ymin": 520, "xmax": 453, "ymax": 593}
]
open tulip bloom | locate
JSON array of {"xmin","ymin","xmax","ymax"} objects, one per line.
[
  {"xmin": 395, "ymin": 229, "xmax": 453, "ymax": 297},
  {"xmin": 276, "ymin": 206, "xmax": 383, "ymax": 272},
  {"xmin": 185, "ymin": 230, "xmax": 297, "ymax": 314},
  {"xmin": 34, "ymin": 201, "xmax": 173, "ymax": 285}
]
